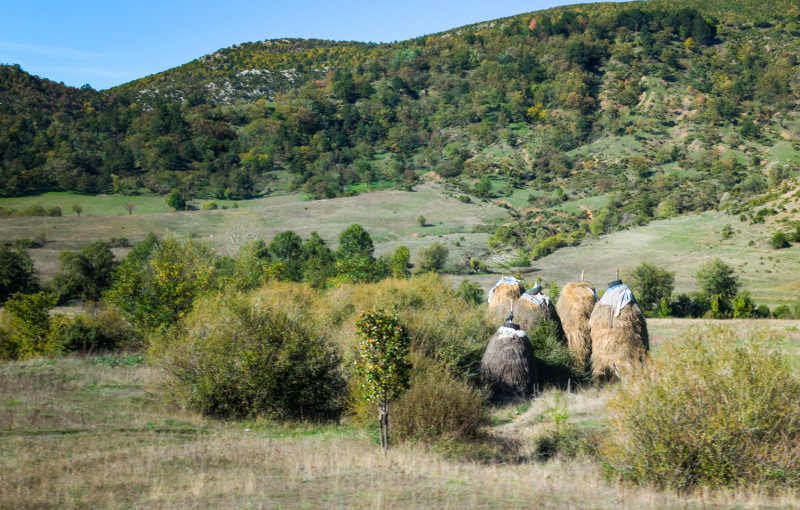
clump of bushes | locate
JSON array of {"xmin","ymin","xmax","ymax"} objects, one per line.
[
  {"xmin": 392, "ymin": 356, "xmax": 487, "ymax": 442},
  {"xmin": 50, "ymin": 309, "xmax": 138, "ymax": 353},
  {"xmin": 601, "ymin": 326, "xmax": 800, "ymax": 491},
  {"xmin": 0, "ymin": 294, "xmax": 138, "ymax": 361},
  {"xmin": 0, "ymin": 292, "xmax": 59, "ymax": 360},
  {"xmin": 153, "ymin": 293, "xmax": 345, "ymax": 420}
]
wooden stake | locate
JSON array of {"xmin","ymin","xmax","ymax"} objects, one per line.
[
  {"xmin": 580, "ymin": 269, "xmax": 585, "ymax": 282},
  {"xmin": 616, "ymin": 268, "xmax": 620, "ymax": 280}
]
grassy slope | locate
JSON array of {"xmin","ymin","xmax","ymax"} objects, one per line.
[
  {"xmin": 0, "ymin": 183, "xmax": 507, "ymax": 281},
  {"xmin": 3, "ymin": 320, "xmax": 800, "ymax": 508},
  {"xmin": 3, "ymin": 179, "xmax": 800, "ymax": 307}
]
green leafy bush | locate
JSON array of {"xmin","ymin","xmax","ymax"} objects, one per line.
[
  {"xmin": 771, "ymin": 231, "xmax": 790, "ymax": 249},
  {"xmin": 0, "ymin": 292, "xmax": 58, "ymax": 360},
  {"xmin": 527, "ymin": 320, "xmax": 585, "ymax": 387},
  {"xmin": 154, "ymin": 293, "xmax": 345, "ymax": 420},
  {"xmin": 0, "ymin": 245, "xmax": 40, "ymax": 303},
  {"xmin": 105, "ymin": 235, "xmax": 216, "ymax": 331},
  {"xmin": 601, "ymin": 327, "xmax": 800, "ymax": 491},
  {"xmin": 50, "ymin": 309, "xmax": 138, "ymax": 353},
  {"xmin": 393, "ymin": 356, "xmax": 487, "ymax": 442}
]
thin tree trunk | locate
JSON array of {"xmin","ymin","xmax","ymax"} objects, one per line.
[{"xmin": 379, "ymin": 400, "xmax": 389, "ymax": 454}]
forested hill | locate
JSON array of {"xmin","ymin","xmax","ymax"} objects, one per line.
[{"xmin": 3, "ymin": 0, "xmax": 800, "ymax": 227}]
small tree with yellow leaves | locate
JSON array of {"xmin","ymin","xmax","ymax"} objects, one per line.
[{"xmin": 354, "ymin": 308, "xmax": 411, "ymax": 452}]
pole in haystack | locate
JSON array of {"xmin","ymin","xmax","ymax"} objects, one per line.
[{"xmin": 588, "ymin": 276, "xmax": 649, "ymax": 383}]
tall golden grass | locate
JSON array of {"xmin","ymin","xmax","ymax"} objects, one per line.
[{"xmin": 4, "ymin": 355, "xmax": 800, "ymax": 508}]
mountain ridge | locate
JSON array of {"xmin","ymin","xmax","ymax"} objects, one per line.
[{"xmin": 3, "ymin": 0, "xmax": 800, "ymax": 259}]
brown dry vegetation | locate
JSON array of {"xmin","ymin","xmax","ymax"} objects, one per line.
[
  {"xmin": 4, "ymin": 319, "xmax": 800, "ymax": 507},
  {"xmin": 3, "ymin": 356, "xmax": 800, "ymax": 509}
]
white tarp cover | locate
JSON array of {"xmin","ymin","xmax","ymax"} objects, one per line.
[
  {"xmin": 520, "ymin": 292, "xmax": 550, "ymax": 307},
  {"xmin": 497, "ymin": 326, "xmax": 529, "ymax": 339},
  {"xmin": 581, "ymin": 286, "xmax": 599, "ymax": 300},
  {"xmin": 599, "ymin": 284, "xmax": 634, "ymax": 317},
  {"xmin": 487, "ymin": 276, "xmax": 522, "ymax": 304}
]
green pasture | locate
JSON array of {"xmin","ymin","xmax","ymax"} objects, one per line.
[{"xmin": 0, "ymin": 183, "xmax": 509, "ymax": 281}]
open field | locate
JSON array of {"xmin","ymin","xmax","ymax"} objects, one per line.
[
  {"xmin": 3, "ymin": 319, "xmax": 800, "ymax": 509},
  {"xmin": 0, "ymin": 183, "xmax": 508, "ymax": 281}
]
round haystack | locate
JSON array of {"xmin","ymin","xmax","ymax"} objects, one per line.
[
  {"xmin": 589, "ymin": 284, "xmax": 649, "ymax": 383},
  {"xmin": 556, "ymin": 281, "xmax": 597, "ymax": 370},
  {"xmin": 487, "ymin": 276, "xmax": 525, "ymax": 323},
  {"xmin": 513, "ymin": 292, "xmax": 564, "ymax": 339},
  {"xmin": 480, "ymin": 324, "xmax": 536, "ymax": 399}
]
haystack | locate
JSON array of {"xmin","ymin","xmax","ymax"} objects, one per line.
[
  {"xmin": 589, "ymin": 281, "xmax": 649, "ymax": 383},
  {"xmin": 480, "ymin": 322, "xmax": 536, "ymax": 399},
  {"xmin": 556, "ymin": 281, "xmax": 598, "ymax": 369},
  {"xmin": 513, "ymin": 286, "xmax": 564, "ymax": 339},
  {"xmin": 487, "ymin": 276, "xmax": 525, "ymax": 323}
]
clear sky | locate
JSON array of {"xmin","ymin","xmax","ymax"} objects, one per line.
[{"xmin": 2, "ymin": 0, "xmax": 621, "ymax": 91}]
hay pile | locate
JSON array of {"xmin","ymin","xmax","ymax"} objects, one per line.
[
  {"xmin": 589, "ymin": 283, "xmax": 649, "ymax": 383},
  {"xmin": 513, "ymin": 291, "xmax": 563, "ymax": 338},
  {"xmin": 486, "ymin": 276, "xmax": 525, "ymax": 323},
  {"xmin": 480, "ymin": 324, "xmax": 536, "ymax": 399},
  {"xmin": 556, "ymin": 281, "xmax": 597, "ymax": 370}
]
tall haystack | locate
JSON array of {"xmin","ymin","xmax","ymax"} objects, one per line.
[
  {"xmin": 556, "ymin": 281, "xmax": 597, "ymax": 370},
  {"xmin": 589, "ymin": 281, "xmax": 649, "ymax": 383},
  {"xmin": 487, "ymin": 276, "xmax": 525, "ymax": 323},
  {"xmin": 513, "ymin": 285, "xmax": 564, "ymax": 339},
  {"xmin": 480, "ymin": 322, "xmax": 536, "ymax": 399}
]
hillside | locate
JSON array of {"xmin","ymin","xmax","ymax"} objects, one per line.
[{"xmin": 4, "ymin": 0, "xmax": 800, "ymax": 266}]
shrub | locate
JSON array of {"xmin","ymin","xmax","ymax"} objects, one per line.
[
  {"xmin": 154, "ymin": 293, "xmax": 345, "ymax": 420},
  {"xmin": 0, "ymin": 245, "xmax": 39, "ymax": 303},
  {"xmin": 105, "ymin": 235, "xmax": 216, "ymax": 331},
  {"xmin": 624, "ymin": 261, "xmax": 675, "ymax": 313},
  {"xmin": 773, "ymin": 304, "xmax": 793, "ymax": 319},
  {"xmin": 754, "ymin": 304, "xmax": 771, "ymax": 318},
  {"xmin": 531, "ymin": 234, "xmax": 567, "ymax": 260},
  {"xmin": 416, "ymin": 242, "xmax": 449, "ymax": 273},
  {"xmin": 393, "ymin": 356, "xmax": 487, "ymax": 442},
  {"xmin": 201, "ymin": 200, "xmax": 218, "ymax": 211},
  {"xmin": 457, "ymin": 280, "xmax": 483, "ymax": 306},
  {"xmin": 0, "ymin": 292, "xmax": 58, "ymax": 360},
  {"xmin": 601, "ymin": 327, "xmax": 800, "ymax": 491},
  {"xmin": 53, "ymin": 241, "xmax": 117, "ymax": 302},
  {"xmin": 50, "ymin": 309, "xmax": 138, "ymax": 353},
  {"xmin": 527, "ymin": 320, "xmax": 585, "ymax": 387},
  {"xmin": 532, "ymin": 392, "xmax": 599, "ymax": 460},
  {"xmin": 696, "ymin": 258, "xmax": 738, "ymax": 300},
  {"xmin": 771, "ymin": 231, "xmax": 790, "ymax": 249},
  {"xmin": 165, "ymin": 188, "xmax": 186, "ymax": 211}
]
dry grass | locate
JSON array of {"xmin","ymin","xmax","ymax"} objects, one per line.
[{"xmin": 4, "ymin": 323, "xmax": 800, "ymax": 508}]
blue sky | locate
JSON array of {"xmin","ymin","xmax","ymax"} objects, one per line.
[{"xmin": 3, "ymin": 0, "xmax": 619, "ymax": 90}]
